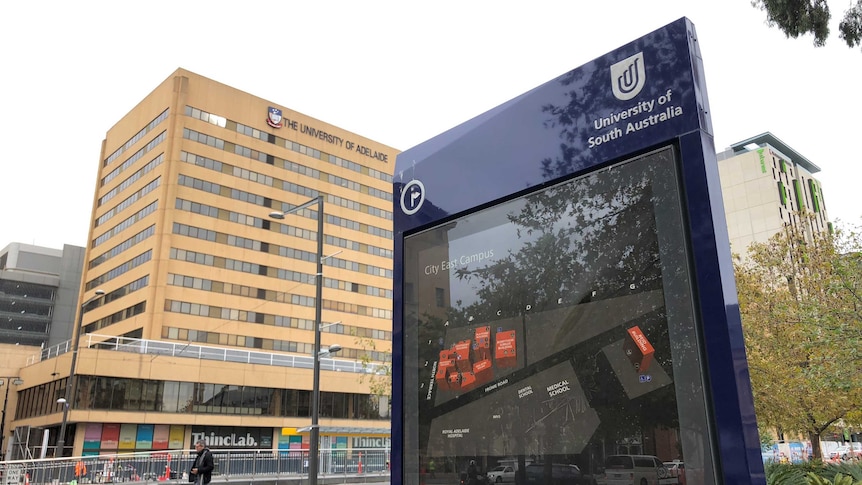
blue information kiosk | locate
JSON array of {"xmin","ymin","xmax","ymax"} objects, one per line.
[{"xmin": 393, "ymin": 18, "xmax": 764, "ymax": 485}]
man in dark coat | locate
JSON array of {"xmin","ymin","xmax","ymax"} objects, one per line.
[
  {"xmin": 467, "ymin": 460, "xmax": 479, "ymax": 485},
  {"xmin": 189, "ymin": 440, "xmax": 214, "ymax": 485}
]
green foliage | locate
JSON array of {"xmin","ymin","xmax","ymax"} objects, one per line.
[
  {"xmin": 765, "ymin": 462, "xmax": 862, "ymax": 484},
  {"xmin": 806, "ymin": 471, "xmax": 862, "ymax": 485},
  {"xmin": 766, "ymin": 461, "xmax": 812, "ymax": 485},
  {"xmin": 352, "ymin": 333, "xmax": 392, "ymax": 398},
  {"xmin": 816, "ymin": 462, "xmax": 862, "ymax": 483},
  {"xmin": 735, "ymin": 215, "xmax": 862, "ymax": 459},
  {"xmin": 752, "ymin": 0, "xmax": 862, "ymax": 50},
  {"xmin": 839, "ymin": 1, "xmax": 862, "ymax": 47}
]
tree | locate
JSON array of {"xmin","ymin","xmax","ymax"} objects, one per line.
[
  {"xmin": 734, "ymin": 215, "xmax": 862, "ymax": 460},
  {"xmin": 353, "ymin": 334, "xmax": 392, "ymax": 400},
  {"xmin": 751, "ymin": 0, "xmax": 862, "ymax": 50}
]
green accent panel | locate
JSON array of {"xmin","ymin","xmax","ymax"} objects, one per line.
[
  {"xmin": 808, "ymin": 179, "xmax": 820, "ymax": 212},
  {"xmin": 793, "ymin": 179, "xmax": 805, "ymax": 210},
  {"xmin": 777, "ymin": 181, "xmax": 787, "ymax": 206},
  {"xmin": 757, "ymin": 149, "xmax": 767, "ymax": 173},
  {"xmin": 828, "ymin": 222, "xmax": 834, "ymax": 234},
  {"xmin": 780, "ymin": 159, "xmax": 787, "ymax": 173}
]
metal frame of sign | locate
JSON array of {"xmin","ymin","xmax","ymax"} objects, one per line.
[{"xmin": 393, "ymin": 17, "xmax": 763, "ymax": 485}]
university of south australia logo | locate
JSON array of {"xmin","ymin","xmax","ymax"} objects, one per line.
[
  {"xmin": 267, "ymin": 107, "xmax": 283, "ymax": 128},
  {"xmin": 610, "ymin": 52, "xmax": 646, "ymax": 101}
]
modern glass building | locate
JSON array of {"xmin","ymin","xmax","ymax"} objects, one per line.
[{"xmin": 10, "ymin": 68, "xmax": 397, "ymax": 458}]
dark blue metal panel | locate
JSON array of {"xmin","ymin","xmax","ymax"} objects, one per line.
[
  {"xmin": 393, "ymin": 16, "xmax": 763, "ymax": 485},
  {"xmin": 677, "ymin": 131, "xmax": 765, "ymax": 483},
  {"xmin": 395, "ymin": 18, "xmax": 699, "ymax": 233},
  {"xmin": 390, "ymin": 233, "xmax": 405, "ymax": 484}
]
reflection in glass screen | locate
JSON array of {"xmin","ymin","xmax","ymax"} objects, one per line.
[{"xmin": 402, "ymin": 147, "xmax": 716, "ymax": 484}]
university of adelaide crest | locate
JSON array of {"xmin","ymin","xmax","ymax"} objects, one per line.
[{"xmin": 267, "ymin": 107, "xmax": 283, "ymax": 128}]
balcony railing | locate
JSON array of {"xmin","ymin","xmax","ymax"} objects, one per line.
[{"xmin": 29, "ymin": 334, "xmax": 388, "ymax": 376}]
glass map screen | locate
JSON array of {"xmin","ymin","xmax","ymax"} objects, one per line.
[{"xmin": 401, "ymin": 147, "xmax": 717, "ymax": 483}]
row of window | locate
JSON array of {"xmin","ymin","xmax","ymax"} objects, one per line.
[
  {"xmin": 86, "ymin": 250, "xmax": 152, "ymax": 290},
  {"xmin": 95, "ymin": 177, "xmax": 160, "ymax": 227},
  {"xmin": 102, "ymin": 131, "xmax": 166, "ymax": 187},
  {"xmin": 99, "ymin": 154, "xmax": 163, "ymax": 206},
  {"xmin": 169, "ymin": 246, "xmax": 392, "ymax": 300},
  {"xmin": 328, "ymin": 192, "xmax": 391, "ymax": 220},
  {"xmin": 95, "ymin": 276, "xmax": 149, "ymax": 309},
  {"xmin": 83, "ymin": 301, "xmax": 147, "ymax": 334},
  {"xmin": 93, "ymin": 202, "xmax": 158, "ymax": 249},
  {"xmin": 167, "ymin": 272, "xmax": 388, "ymax": 340},
  {"xmin": 175, "ymin": 197, "xmax": 392, "ymax": 261},
  {"xmin": 187, "ymin": 105, "xmax": 392, "ymax": 184},
  {"xmin": 160, "ymin": 324, "xmax": 391, "ymax": 362},
  {"xmin": 91, "ymin": 224, "xmax": 155, "ymax": 269},
  {"xmin": 104, "ymin": 109, "xmax": 169, "ymax": 166},
  {"xmin": 181, "ymin": 150, "xmax": 392, "ymax": 222},
  {"xmin": 182, "ymin": 128, "xmax": 392, "ymax": 207},
  {"xmin": 177, "ymin": 173, "xmax": 393, "ymax": 246},
  {"xmin": 16, "ymin": 376, "xmax": 386, "ymax": 420},
  {"xmin": 163, "ymin": 281, "xmax": 391, "ymax": 337},
  {"xmin": 173, "ymin": 221, "xmax": 391, "ymax": 279}
]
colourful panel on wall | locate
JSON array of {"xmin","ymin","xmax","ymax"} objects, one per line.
[
  {"xmin": 102, "ymin": 424, "xmax": 120, "ymax": 449},
  {"xmin": 83, "ymin": 423, "xmax": 102, "ymax": 450},
  {"xmin": 169, "ymin": 425, "xmax": 185, "ymax": 449},
  {"xmin": 153, "ymin": 425, "xmax": 170, "ymax": 450},
  {"xmin": 136, "ymin": 424, "xmax": 155, "ymax": 449},
  {"xmin": 119, "ymin": 424, "xmax": 137, "ymax": 450}
]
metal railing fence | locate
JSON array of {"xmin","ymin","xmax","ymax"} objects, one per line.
[
  {"xmin": 29, "ymin": 334, "xmax": 388, "ymax": 376},
  {"xmin": 0, "ymin": 448, "xmax": 390, "ymax": 485}
]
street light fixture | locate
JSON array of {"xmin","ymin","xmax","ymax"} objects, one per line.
[
  {"xmin": 1, "ymin": 376, "xmax": 24, "ymax": 459},
  {"xmin": 270, "ymin": 196, "xmax": 333, "ymax": 485},
  {"xmin": 321, "ymin": 344, "xmax": 342, "ymax": 356},
  {"xmin": 55, "ymin": 289, "xmax": 105, "ymax": 458}
]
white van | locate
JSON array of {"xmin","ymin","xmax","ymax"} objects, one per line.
[{"xmin": 597, "ymin": 455, "xmax": 674, "ymax": 485}]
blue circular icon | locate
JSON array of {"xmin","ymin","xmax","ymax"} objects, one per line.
[{"xmin": 400, "ymin": 180, "xmax": 426, "ymax": 215}]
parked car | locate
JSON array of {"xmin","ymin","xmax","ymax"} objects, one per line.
[
  {"xmin": 662, "ymin": 462, "xmax": 685, "ymax": 485},
  {"xmin": 596, "ymin": 455, "xmax": 674, "ymax": 485},
  {"xmin": 524, "ymin": 463, "xmax": 583, "ymax": 485},
  {"xmin": 487, "ymin": 466, "xmax": 516, "ymax": 483},
  {"xmin": 829, "ymin": 445, "xmax": 859, "ymax": 461}
]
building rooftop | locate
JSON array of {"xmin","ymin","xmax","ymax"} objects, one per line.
[{"xmin": 729, "ymin": 132, "xmax": 821, "ymax": 174}]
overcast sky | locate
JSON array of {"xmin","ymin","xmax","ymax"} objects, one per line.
[{"xmin": 1, "ymin": 1, "xmax": 860, "ymax": 250}]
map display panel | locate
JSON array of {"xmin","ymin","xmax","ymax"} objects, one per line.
[{"xmin": 402, "ymin": 147, "xmax": 713, "ymax": 482}]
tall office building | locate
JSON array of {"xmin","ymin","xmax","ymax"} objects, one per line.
[
  {"xmin": 0, "ymin": 242, "xmax": 85, "ymax": 347},
  {"xmin": 12, "ymin": 68, "xmax": 397, "ymax": 458},
  {"xmin": 717, "ymin": 132, "xmax": 830, "ymax": 254}
]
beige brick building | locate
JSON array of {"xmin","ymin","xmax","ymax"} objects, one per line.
[{"xmin": 10, "ymin": 68, "xmax": 396, "ymax": 458}]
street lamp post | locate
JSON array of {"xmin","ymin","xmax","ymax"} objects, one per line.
[
  {"xmin": 1, "ymin": 376, "xmax": 24, "ymax": 459},
  {"xmin": 55, "ymin": 289, "xmax": 105, "ymax": 458},
  {"xmin": 269, "ymin": 196, "xmax": 330, "ymax": 485}
]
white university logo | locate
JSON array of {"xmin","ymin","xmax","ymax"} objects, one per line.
[{"xmin": 610, "ymin": 52, "xmax": 646, "ymax": 101}]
